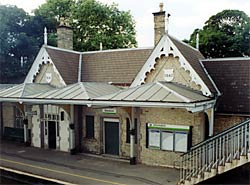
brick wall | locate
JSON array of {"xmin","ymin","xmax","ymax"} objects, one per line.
[
  {"xmin": 146, "ymin": 56, "xmax": 201, "ymax": 91},
  {"xmin": 214, "ymin": 114, "xmax": 249, "ymax": 134},
  {"xmin": 139, "ymin": 107, "xmax": 205, "ymax": 168}
]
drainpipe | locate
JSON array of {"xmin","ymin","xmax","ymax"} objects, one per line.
[
  {"xmin": 130, "ymin": 107, "xmax": 136, "ymax": 164},
  {"xmin": 69, "ymin": 105, "xmax": 76, "ymax": 154}
]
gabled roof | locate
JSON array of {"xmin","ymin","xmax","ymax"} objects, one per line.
[
  {"xmin": 27, "ymin": 82, "xmax": 120, "ymax": 100},
  {"xmin": 169, "ymin": 36, "xmax": 216, "ymax": 93},
  {"xmin": 43, "ymin": 46, "xmax": 152, "ymax": 86},
  {"xmin": 0, "ymin": 83, "xmax": 55, "ymax": 98},
  {"xmin": 202, "ymin": 58, "xmax": 250, "ymax": 114},
  {"xmin": 131, "ymin": 34, "xmax": 216, "ymax": 96},
  {"xmin": 46, "ymin": 47, "xmax": 80, "ymax": 85},
  {"xmin": 97, "ymin": 81, "xmax": 209, "ymax": 103}
]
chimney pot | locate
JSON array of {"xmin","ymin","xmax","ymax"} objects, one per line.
[{"xmin": 159, "ymin": 3, "xmax": 164, "ymax": 12}]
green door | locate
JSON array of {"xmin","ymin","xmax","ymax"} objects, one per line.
[{"xmin": 105, "ymin": 121, "xmax": 119, "ymax": 155}]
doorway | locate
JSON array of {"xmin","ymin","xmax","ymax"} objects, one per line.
[
  {"xmin": 48, "ymin": 121, "xmax": 56, "ymax": 149},
  {"xmin": 104, "ymin": 120, "xmax": 119, "ymax": 155}
]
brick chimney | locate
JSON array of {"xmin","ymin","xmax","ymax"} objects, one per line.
[
  {"xmin": 57, "ymin": 17, "xmax": 73, "ymax": 50},
  {"xmin": 153, "ymin": 3, "xmax": 166, "ymax": 45}
]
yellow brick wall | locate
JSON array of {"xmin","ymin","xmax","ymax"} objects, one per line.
[
  {"xmin": 146, "ymin": 56, "xmax": 201, "ymax": 91},
  {"xmin": 139, "ymin": 107, "xmax": 205, "ymax": 168},
  {"xmin": 81, "ymin": 107, "xmax": 138, "ymax": 158},
  {"xmin": 214, "ymin": 114, "xmax": 249, "ymax": 134}
]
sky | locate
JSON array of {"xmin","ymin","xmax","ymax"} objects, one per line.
[{"xmin": 1, "ymin": 0, "xmax": 250, "ymax": 47}]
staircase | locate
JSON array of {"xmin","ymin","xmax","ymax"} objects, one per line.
[{"xmin": 179, "ymin": 119, "xmax": 250, "ymax": 185}]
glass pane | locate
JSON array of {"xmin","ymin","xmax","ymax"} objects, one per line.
[
  {"xmin": 161, "ymin": 131, "xmax": 173, "ymax": 151},
  {"xmin": 175, "ymin": 132, "xmax": 188, "ymax": 152},
  {"xmin": 149, "ymin": 130, "xmax": 160, "ymax": 149}
]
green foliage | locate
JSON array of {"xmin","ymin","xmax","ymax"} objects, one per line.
[
  {"xmin": 0, "ymin": 5, "xmax": 35, "ymax": 83},
  {"xmin": 188, "ymin": 10, "xmax": 250, "ymax": 58},
  {"xmin": 35, "ymin": 0, "xmax": 137, "ymax": 51}
]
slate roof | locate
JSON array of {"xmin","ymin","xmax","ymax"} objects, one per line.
[
  {"xmin": 46, "ymin": 47, "xmax": 80, "ymax": 85},
  {"xmin": 81, "ymin": 48, "xmax": 152, "ymax": 85},
  {"xmin": 169, "ymin": 36, "xmax": 216, "ymax": 94},
  {"xmin": 45, "ymin": 46, "xmax": 152, "ymax": 86},
  {"xmin": 202, "ymin": 58, "xmax": 250, "ymax": 114}
]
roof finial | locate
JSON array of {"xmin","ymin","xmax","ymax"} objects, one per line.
[
  {"xmin": 196, "ymin": 32, "xmax": 199, "ymax": 50},
  {"xmin": 159, "ymin": 2, "xmax": 164, "ymax": 12},
  {"xmin": 100, "ymin": 42, "xmax": 103, "ymax": 51},
  {"xmin": 44, "ymin": 27, "xmax": 47, "ymax": 45}
]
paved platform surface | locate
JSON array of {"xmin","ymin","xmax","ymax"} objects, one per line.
[{"xmin": 0, "ymin": 141, "xmax": 179, "ymax": 185}]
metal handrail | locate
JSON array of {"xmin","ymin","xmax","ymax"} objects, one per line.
[
  {"xmin": 179, "ymin": 119, "xmax": 250, "ymax": 183},
  {"xmin": 186, "ymin": 119, "xmax": 250, "ymax": 153}
]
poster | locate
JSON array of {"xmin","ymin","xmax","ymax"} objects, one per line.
[
  {"xmin": 149, "ymin": 130, "xmax": 160, "ymax": 149},
  {"xmin": 175, "ymin": 132, "xmax": 188, "ymax": 152},
  {"xmin": 161, "ymin": 131, "xmax": 174, "ymax": 150}
]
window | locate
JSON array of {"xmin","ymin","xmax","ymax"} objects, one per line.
[
  {"xmin": 147, "ymin": 123, "xmax": 192, "ymax": 152},
  {"xmin": 14, "ymin": 107, "xmax": 23, "ymax": 128},
  {"xmin": 126, "ymin": 118, "xmax": 137, "ymax": 144},
  {"xmin": 86, "ymin": 115, "xmax": 94, "ymax": 138}
]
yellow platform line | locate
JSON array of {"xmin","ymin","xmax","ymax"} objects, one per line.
[{"xmin": 0, "ymin": 158, "xmax": 126, "ymax": 185}]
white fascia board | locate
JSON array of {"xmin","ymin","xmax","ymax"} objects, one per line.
[
  {"xmin": 130, "ymin": 35, "xmax": 167, "ymax": 87},
  {"xmin": 166, "ymin": 37, "xmax": 212, "ymax": 97},
  {"xmin": 0, "ymin": 97, "xmax": 216, "ymax": 112},
  {"xmin": 130, "ymin": 34, "xmax": 212, "ymax": 97},
  {"xmin": 199, "ymin": 60, "xmax": 221, "ymax": 96},
  {"xmin": 24, "ymin": 45, "xmax": 66, "ymax": 86}
]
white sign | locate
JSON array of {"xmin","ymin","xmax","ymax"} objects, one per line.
[
  {"xmin": 46, "ymin": 73, "xmax": 52, "ymax": 83},
  {"xmin": 164, "ymin": 69, "xmax": 174, "ymax": 82}
]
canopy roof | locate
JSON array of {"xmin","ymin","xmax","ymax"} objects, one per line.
[
  {"xmin": 0, "ymin": 82, "xmax": 214, "ymax": 112},
  {"xmin": 97, "ymin": 82, "xmax": 209, "ymax": 103},
  {"xmin": 27, "ymin": 82, "xmax": 120, "ymax": 100}
]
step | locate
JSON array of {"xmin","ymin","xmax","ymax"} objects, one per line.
[
  {"xmin": 211, "ymin": 168, "xmax": 217, "ymax": 176},
  {"xmin": 218, "ymin": 165, "xmax": 225, "ymax": 174},
  {"xmin": 239, "ymin": 155, "xmax": 248, "ymax": 166},
  {"xmin": 184, "ymin": 179, "xmax": 191, "ymax": 185},
  {"xmin": 224, "ymin": 162, "xmax": 232, "ymax": 172}
]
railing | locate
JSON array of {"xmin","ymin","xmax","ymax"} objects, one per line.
[{"xmin": 180, "ymin": 119, "xmax": 250, "ymax": 183}]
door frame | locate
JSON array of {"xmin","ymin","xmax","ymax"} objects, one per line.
[{"xmin": 102, "ymin": 118, "xmax": 120, "ymax": 155}]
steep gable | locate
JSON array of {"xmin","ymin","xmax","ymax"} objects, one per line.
[
  {"xmin": 131, "ymin": 34, "xmax": 216, "ymax": 97},
  {"xmin": 25, "ymin": 46, "xmax": 67, "ymax": 87}
]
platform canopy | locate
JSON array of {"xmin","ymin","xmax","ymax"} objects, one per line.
[{"xmin": 0, "ymin": 82, "xmax": 215, "ymax": 112}]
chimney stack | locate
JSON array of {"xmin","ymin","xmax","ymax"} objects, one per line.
[
  {"xmin": 153, "ymin": 3, "xmax": 166, "ymax": 45},
  {"xmin": 57, "ymin": 17, "xmax": 73, "ymax": 50}
]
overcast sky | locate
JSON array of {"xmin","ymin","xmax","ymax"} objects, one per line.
[{"xmin": 1, "ymin": 0, "xmax": 250, "ymax": 47}]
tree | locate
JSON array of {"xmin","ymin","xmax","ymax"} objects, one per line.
[
  {"xmin": 34, "ymin": 0, "xmax": 137, "ymax": 51},
  {"xmin": 0, "ymin": 5, "xmax": 38, "ymax": 83},
  {"xmin": 188, "ymin": 10, "xmax": 250, "ymax": 58}
]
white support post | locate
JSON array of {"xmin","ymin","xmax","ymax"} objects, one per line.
[
  {"xmin": 209, "ymin": 107, "xmax": 214, "ymax": 137},
  {"xmin": 130, "ymin": 107, "xmax": 136, "ymax": 164},
  {"xmin": 69, "ymin": 105, "xmax": 76, "ymax": 154}
]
